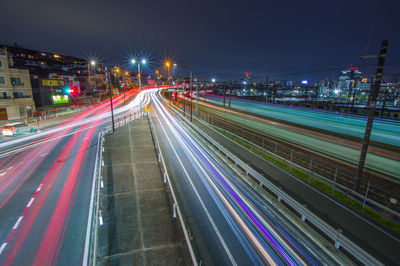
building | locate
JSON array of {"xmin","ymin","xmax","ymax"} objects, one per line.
[
  {"xmin": 0, "ymin": 49, "xmax": 35, "ymax": 120},
  {"xmin": 337, "ymin": 68, "xmax": 362, "ymax": 92},
  {"xmin": 0, "ymin": 45, "xmax": 106, "ymax": 102},
  {"xmin": 30, "ymin": 73, "xmax": 79, "ymax": 107}
]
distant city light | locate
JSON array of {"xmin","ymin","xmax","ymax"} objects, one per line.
[
  {"xmin": 334, "ymin": 89, "xmax": 340, "ymax": 94},
  {"xmin": 141, "ymin": 59, "xmax": 147, "ymax": 64},
  {"xmin": 301, "ymin": 80, "xmax": 308, "ymax": 85},
  {"xmin": 211, "ymin": 78, "xmax": 216, "ymax": 83}
]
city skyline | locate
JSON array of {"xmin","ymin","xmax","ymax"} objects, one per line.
[{"xmin": 1, "ymin": 0, "xmax": 400, "ymax": 80}]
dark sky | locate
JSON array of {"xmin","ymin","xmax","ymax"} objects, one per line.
[{"xmin": 2, "ymin": 0, "xmax": 400, "ymax": 81}]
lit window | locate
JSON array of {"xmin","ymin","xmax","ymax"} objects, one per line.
[{"xmin": 0, "ymin": 76, "xmax": 4, "ymax": 84}]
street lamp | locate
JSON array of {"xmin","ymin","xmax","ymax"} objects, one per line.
[
  {"xmin": 164, "ymin": 61, "xmax": 173, "ymax": 102},
  {"xmin": 165, "ymin": 61, "xmax": 171, "ymax": 84},
  {"xmin": 131, "ymin": 58, "xmax": 147, "ymax": 115}
]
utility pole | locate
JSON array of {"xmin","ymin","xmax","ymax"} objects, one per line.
[
  {"xmin": 138, "ymin": 63, "xmax": 142, "ymax": 115},
  {"xmin": 195, "ymin": 78, "xmax": 199, "ymax": 112},
  {"xmin": 350, "ymin": 85, "xmax": 357, "ymax": 113},
  {"xmin": 105, "ymin": 66, "xmax": 115, "ymax": 133},
  {"xmin": 273, "ymin": 83, "xmax": 277, "ymax": 104},
  {"xmin": 380, "ymin": 90, "xmax": 387, "ymax": 116},
  {"xmin": 355, "ymin": 40, "xmax": 388, "ymax": 190},
  {"xmin": 183, "ymin": 85, "xmax": 186, "ymax": 117},
  {"xmin": 265, "ymin": 76, "xmax": 269, "ymax": 105},
  {"xmin": 189, "ymin": 71, "xmax": 193, "ymax": 122},
  {"xmin": 223, "ymin": 84, "xmax": 226, "ymax": 107},
  {"xmin": 228, "ymin": 85, "xmax": 231, "ymax": 109}
]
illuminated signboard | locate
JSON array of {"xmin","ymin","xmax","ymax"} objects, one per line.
[
  {"xmin": 42, "ymin": 79, "xmax": 65, "ymax": 87},
  {"xmin": 52, "ymin": 94, "xmax": 69, "ymax": 104}
]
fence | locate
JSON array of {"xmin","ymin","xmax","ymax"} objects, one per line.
[
  {"xmin": 192, "ymin": 109, "xmax": 400, "ymax": 218},
  {"xmin": 147, "ymin": 112, "xmax": 198, "ymax": 265}
]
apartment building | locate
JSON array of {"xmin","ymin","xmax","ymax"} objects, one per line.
[{"xmin": 0, "ymin": 49, "xmax": 35, "ymax": 120}]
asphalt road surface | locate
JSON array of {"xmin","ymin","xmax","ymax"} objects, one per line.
[
  {"xmin": 0, "ymin": 88, "xmax": 150, "ymax": 265},
  {"xmin": 150, "ymin": 91, "xmax": 347, "ymax": 265}
]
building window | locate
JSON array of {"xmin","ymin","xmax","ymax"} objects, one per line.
[
  {"xmin": 10, "ymin": 77, "xmax": 22, "ymax": 86},
  {"xmin": 0, "ymin": 76, "xmax": 5, "ymax": 84},
  {"xmin": 13, "ymin": 92, "xmax": 24, "ymax": 98},
  {"xmin": 0, "ymin": 59, "xmax": 2, "ymax": 68}
]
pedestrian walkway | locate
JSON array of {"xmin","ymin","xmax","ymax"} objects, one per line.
[{"xmin": 97, "ymin": 117, "xmax": 191, "ymax": 265}]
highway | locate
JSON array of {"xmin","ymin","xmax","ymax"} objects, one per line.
[
  {"xmin": 0, "ymin": 88, "xmax": 150, "ymax": 265},
  {"xmin": 149, "ymin": 90, "xmax": 346, "ymax": 265},
  {"xmin": 203, "ymin": 94, "xmax": 400, "ymax": 147},
  {"xmin": 192, "ymin": 94, "xmax": 400, "ymax": 179}
]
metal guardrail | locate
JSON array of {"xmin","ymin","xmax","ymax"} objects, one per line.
[
  {"xmin": 194, "ymin": 109, "xmax": 400, "ymax": 215},
  {"xmin": 147, "ymin": 109, "xmax": 198, "ymax": 266},
  {"xmin": 213, "ymin": 125, "xmax": 400, "ymax": 219},
  {"xmin": 164, "ymin": 95, "xmax": 383, "ymax": 265}
]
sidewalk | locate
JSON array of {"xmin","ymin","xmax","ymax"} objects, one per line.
[{"xmin": 97, "ymin": 117, "xmax": 191, "ymax": 265}]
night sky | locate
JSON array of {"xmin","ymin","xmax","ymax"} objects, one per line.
[{"xmin": 2, "ymin": 0, "xmax": 400, "ymax": 81}]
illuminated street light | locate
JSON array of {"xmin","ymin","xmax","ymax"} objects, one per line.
[
  {"xmin": 131, "ymin": 58, "xmax": 147, "ymax": 115},
  {"xmin": 164, "ymin": 61, "xmax": 172, "ymax": 84},
  {"xmin": 90, "ymin": 60, "xmax": 96, "ymax": 66},
  {"xmin": 211, "ymin": 78, "xmax": 216, "ymax": 83}
]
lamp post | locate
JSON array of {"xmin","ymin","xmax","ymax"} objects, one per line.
[
  {"xmin": 131, "ymin": 58, "xmax": 147, "ymax": 115},
  {"xmin": 89, "ymin": 60, "xmax": 96, "ymax": 105},
  {"xmin": 105, "ymin": 65, "xmax": 115, "ymax": 132},
  {"xmin": 165, "ymin": 61, "xmax": 172, "ymax": 102},
  {"xmin": 90, "ymin": 60, "xmax": 115, "ymax": 132},
  {"xmin": 173, "ymin": 63, "xmax": 193, "ymax": 121}
]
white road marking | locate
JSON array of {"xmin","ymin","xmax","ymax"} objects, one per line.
[
  {"xmin": 0, "ymin": 242, "xmax": 7, "ymax": 255},
  {"xmin": 13, "ymin": 216, "xmax": 23, "ymax": 230},
  {"xmin": 36, "ymin": 184, "xmax": 43, "ymax": 191},
  {"xmin": 153, "ymin": 100, "xmax": 237, "ymax": 265},
  {"xmin": 99, "ymin": 216, "xmax": 103, "ymax": 226},
  {"xmin": 26, "ymin": 197, "xmax": 35, "ymax": 207},
  {"xmin": 39, "ymin": 153, "xmax": 48, "ymax": 157},
  {"xmin": 0, "ymin": 166, "xmax": 13, "ymax": 176},
  {"xmin": 82, "ymin": 131, "xmax": 102, "ymax": 266}
]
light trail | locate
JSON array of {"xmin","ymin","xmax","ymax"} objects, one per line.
[
  {"xmin": 0, "ymin": 86, "xmax": 164, "ymax": 265},
  {"xmin": 151, "ymin": 91, "xmax": 320, "ymax": 265}
]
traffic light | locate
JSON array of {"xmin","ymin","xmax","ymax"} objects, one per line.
[{"xmin": 63, "ymin": 86, "xmax": 76, "ymax": 95}]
